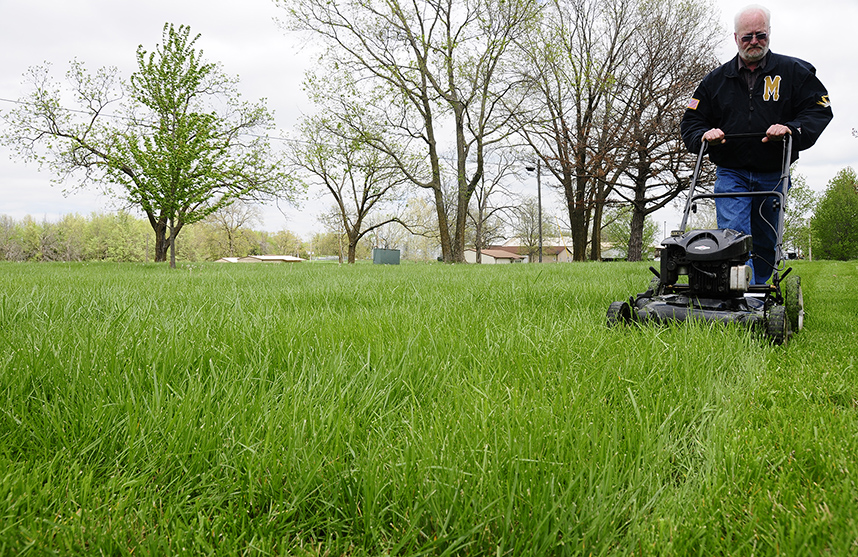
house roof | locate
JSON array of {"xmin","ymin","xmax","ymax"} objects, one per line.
[
  {"xmin": 501, "ymin": 237, "xmax": 571, "ymax": 248},
  {"xmin": 232, "ymin": 255, "xmax": 305, "ymax": 263},
  {"xmin": 486, "ymin": 245, "xmax": 527, "ymax": 256},
  {"xmin": 466, "ymin": 248, "xmax": 524, "ymax": 261},
  {"xmin": 542, "ymin": 245, "xmax": 573, "ymax": 256}
]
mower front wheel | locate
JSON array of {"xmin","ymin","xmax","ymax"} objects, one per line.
[
  {"xmin": 607, "ymin": 301, "xmax": 633, "ymax": 327},
  {"xmin": 783, "ymin": 275, "xmax": 804, "ymax": 332},
  {"xmin": 766, "ymin": 305, "xmax": 790, "ymax": 345}
]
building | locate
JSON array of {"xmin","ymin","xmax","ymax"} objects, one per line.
[
  {"xmin": 217, "ymin": 255, "xmax": 305, "ymax": 263},
  {"xmin": 463, "ymin": 248, "xmax": 525, "ymax": 264},
  {"xmin": 486, "ymin": 237, "xmax": 575, "ymax": 263}
]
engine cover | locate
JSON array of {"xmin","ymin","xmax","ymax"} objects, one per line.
[{"xmin": 660, "ymin": 229, "xmax": 753, "ymax": 296}]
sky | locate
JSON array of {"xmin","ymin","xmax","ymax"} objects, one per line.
[{"xmin": 1, "ymin": 0, "xmax": 855, "ymax": 238}]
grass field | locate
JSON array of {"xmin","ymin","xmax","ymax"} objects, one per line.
[{"xmin": 1, "ymin": 259, "xmax": 857, "ymax": 555}]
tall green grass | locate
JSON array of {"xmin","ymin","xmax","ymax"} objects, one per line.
[{"xmin": 1, "ymin": 260, "xmax": 856, "ymax": 555}]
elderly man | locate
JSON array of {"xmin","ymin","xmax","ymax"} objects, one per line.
[{"xmin": 680, "ymin": 4, "xmax": 832, "ymax": 284}]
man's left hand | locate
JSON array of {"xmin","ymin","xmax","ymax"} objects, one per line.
[{"xmin": 762, "ymin": 124, "xmax": 792, "ymax": 142}]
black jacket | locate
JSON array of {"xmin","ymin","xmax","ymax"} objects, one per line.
[{"xmin": 680, "ymin": 51, "xmax": 833, "ymax": 172}]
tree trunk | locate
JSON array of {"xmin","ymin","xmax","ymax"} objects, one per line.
[
  {"xmin": 590, "ymin": 199, "xmax": 604, "ymax": 260},
  {"xmin": 152, "ymin": 220, "xmax": 170, "ymax": 263},
  {"xmin": 150, "ymin": 217, "xmax": 183, "ymax": 266},
  {"xmin": 451, "ymin": 100, "xmax": 472, "ymax": 264},
  {"xmin": 169, "ymin": 219, "xmax": 176, "ymax": 269},
  {"xmin": 570, "ymin": 173, "xmax": 589, "ymax": 261},
  {"xmin": 627, "ymin": 205, "xmax": 645, "ymax": 261},
  {"xmin": 433, "ymin": 186, "xmax": 454, "ymax": 263},
  {"xmin": 347, "ymin": 230, "xmax": 358, "ymax": 264}
]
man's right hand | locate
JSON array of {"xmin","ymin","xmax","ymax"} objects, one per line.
[{"xmin": 702, "ymin": 128, "xmax": 726, "ymax": 144}]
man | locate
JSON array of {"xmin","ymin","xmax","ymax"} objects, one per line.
[{"xmin": 680, "ymin": 4, "xmax": 832, "ymax": 284}]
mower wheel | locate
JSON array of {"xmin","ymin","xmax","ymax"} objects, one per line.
[
  {"xmin": 607, "ymin": 301, "xmax": 633, "ymax": 327},
  {"xmin": 783, "ymin": 275, "xmax": 804, "ymax": 332},
  {"xmin": 766, "ymin": 305, "xmax": 790, "ymax": 345}
]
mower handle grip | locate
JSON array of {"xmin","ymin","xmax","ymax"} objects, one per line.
[
  {"xmin": 702, "ymin": 132, "xmax": 791, "ymax": 151},
  {"xmin": 722, "ymin": 132, "xmax": 785, "ymax": 140},
  {"xmin": 681, "ymin": 133, "xmax": 793, "ymax": 234}
]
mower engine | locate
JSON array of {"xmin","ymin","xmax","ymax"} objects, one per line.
[{"xmin": 660, "ymin": 228, "xmax": 753, "ymax": 295}]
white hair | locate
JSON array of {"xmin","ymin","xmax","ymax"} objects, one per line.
[{"xmin": 734, "ymin": 4, "xmax": 771, "ymax": 31}]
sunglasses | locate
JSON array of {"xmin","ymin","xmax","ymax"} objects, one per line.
[{"xmin": 740, "ymin": 31, "xmax": 768, "ymax": 43}]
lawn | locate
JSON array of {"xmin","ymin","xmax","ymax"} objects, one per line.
[{"xmin": 1, "ymin": 260, "xmax": 856, "ymax": 555}]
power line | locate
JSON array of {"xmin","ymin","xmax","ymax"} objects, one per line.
[{"xmin": 0, "ymin": 96, "xmax": 303, "ymax": 145}]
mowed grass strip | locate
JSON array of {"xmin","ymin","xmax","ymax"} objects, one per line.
[{"xmin": 0, "ymin": 260, "xmax": 856, "ymax": 555}]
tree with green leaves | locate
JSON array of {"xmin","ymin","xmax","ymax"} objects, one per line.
[
  {"xmin": 1, "ymin": 24, "xmax": 297, "ymax": 267},
  {"xmin": 811, "ymin": 167, "xmax": 858, "ymax": 261},
  {"xmin": 783, "ymin": 171, "xmax": 816, "ymax": 259}
]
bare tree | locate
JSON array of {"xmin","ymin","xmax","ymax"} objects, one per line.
[
  {"xmin": 398, "ymin": 196, "xmax": 442, "ymax": 261},
  {"xmin": 512, "ymin": 0, "xmax": 721, "ymax": 261},
  {"xmin": 278, "ymin": 0, "xmax": 540, "ymax": 262},
  {"xmin": 511, "ymin": 0, "xmax": 638, "ymax": 260},
  {"xmin": 204, "ymin": 201, "xmax": 262, "ymax": 257},
  {"xmin": 510, "ymin": 196, "xmax": 559, "ymax": 262},
  {"xmin": 606, "ymin": 0, "xmax": 722, "ymax": 260},
  {"xmin": 289, "ymin": 111, "xmax": 408, "ymax": 264},
  {"xmin": 465, "ymin": 149, "xmax": 518, "ymax": 262}
]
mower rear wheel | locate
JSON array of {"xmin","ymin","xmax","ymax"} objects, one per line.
[
  {"xmin": 783, "ymin": 275, "xmax": 804, "ymax": 332},
  {"xmin": 607, "ymin": 301, "xmax": 633, "ymax": 327},
  {"xmin": 766, "ymin": 305, "xmax": 790, "ymax": 345}
]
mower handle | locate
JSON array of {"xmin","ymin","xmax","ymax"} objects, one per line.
[{"xmin": 679, "ymin": 132, "xmax": 793, "ymax": 233}]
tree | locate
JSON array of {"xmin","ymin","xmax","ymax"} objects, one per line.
[
  {"xmin": 783, "ymin": 171, "xmax": 816, "ymax": 259},
  {"xmin": 264, "ymin": 229, "xmax": 306, "ymax": 259},
  {"xmin": 1, "ymin": 24, "xmax": 297, "ymax": 267},
  {"xmin": 398, "ymin": 196, "xmax": 442, "ymax": 261},
  {"xmin": 290, "ymin": 106, "xmax": 408, "ymax": 264},
  {"xmin": 0, "ymin": 215, "xmax": 19, "ymax": 261},
  {"xmin": 512, "ymin": 0, "xmax": 720, "ymax": 261},
  {"xmin": 202, "ymin": 201, "xmax": 262, "ymax": 258},
  {"xmin": 279, "ymin": 0, "xmax": 540, "ymax": 262},
  {"xmin": 608, "ymin": 0, "xmax": 722, "ymax": 261},
  {"xmin": 811, "ymin": 167, "xmax": 858, "ymax": 260},
  {"xmin": 510, "ymin": 196, "xmax": 558, "ymax": 262},
  {"xmin": 467, "ymin": 150, "xmax": 518, "ymax": 263},
  {"xmin": 512, "ymin": 0, "xmax": 637, "ymax": 261},
  {"xmin": 602, "ymin": 203, "xmax": 659, "ymax": 260}
]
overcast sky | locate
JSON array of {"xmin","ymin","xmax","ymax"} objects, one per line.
[{"xmin": 1, "ymin": 0, "xmax": 855, "ymax": 237}]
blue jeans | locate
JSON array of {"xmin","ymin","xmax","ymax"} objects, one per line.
[{"xmin": 714, "ymin": 167, "xmax": 788, "ymax": 284}]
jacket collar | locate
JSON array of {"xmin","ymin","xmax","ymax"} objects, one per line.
[{"xmin": 725, "ymin": 51, "xmax": 775, "ymax": 78}]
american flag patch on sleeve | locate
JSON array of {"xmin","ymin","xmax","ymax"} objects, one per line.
[{"xmin": 687, "ymin": 98, "xmax": 700, "ymax": 110}]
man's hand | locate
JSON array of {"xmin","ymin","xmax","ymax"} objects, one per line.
[
  {"xmin": 762, "ymin": 124, "xmax": 792, "ymax": 142},
  {"xmin": 702, "ymin": 128, "xmax": 726, "ymax": 144}
]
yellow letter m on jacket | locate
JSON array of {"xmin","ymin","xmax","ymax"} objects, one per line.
[{"xmin": 763, "ymin": 76, "xmax": 782, "ymax": 101}]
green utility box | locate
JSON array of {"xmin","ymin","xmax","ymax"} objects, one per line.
[{"xmin": 372, "ymin": 248, "xmax": 400, "ymax": 265}]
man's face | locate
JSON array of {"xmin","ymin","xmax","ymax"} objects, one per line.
[{"xmin": 735, "ymin": 11, "xmax": 770, "ymax": 64}]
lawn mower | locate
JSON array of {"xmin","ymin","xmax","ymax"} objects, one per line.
[{"xmin": 606, "ymin": 133, "xmax": 803, "ymax": 345}]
